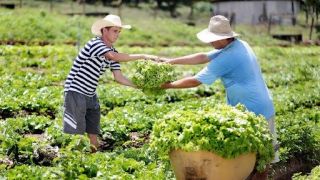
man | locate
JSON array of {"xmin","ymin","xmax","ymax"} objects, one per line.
[{"xmin": 160, "ymin": 15, "xmax": 278, "ymax": 180}]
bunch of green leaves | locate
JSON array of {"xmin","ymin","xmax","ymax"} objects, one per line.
[
  {"xmin": 276, "ymin": 108, "xmax": 320, "ymax": 163},
  {"xmin": 4, "ymin": 165, "xmax": 64, "ymax": 179},
  {"xmin": 15, "ymin": 136, "xmax": 48, "ymax": 164},
  {"xmin": 292, "ymin": 165, "xmax": 320, "ymax": 180},
  {"xmin": 150, "ymin": 104, "xmax": 274, "ymax": 171},
  {"xmin": 0, "ymin": 116, "xmax": 50, "ymax": 161},
  {"xmin": 131, "ymin": 61, "xmax": 177, "ymax": 96},
  {"xmin": 53, "ymin": 151, "xmax": 169, "ymax": 179},
  {"xmin": 273, "ymin": 82, "xmax": 320, "ymax": 115},
  {"xmin": 0, "ymin": 120, "xmax": 22, "ymax": 157},
  {"xmin": 45, "ymin": 122, "xmax": 74, "ymax": 147}
]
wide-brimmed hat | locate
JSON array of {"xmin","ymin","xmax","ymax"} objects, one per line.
[
  {"xmin": 91, "ymin": 14, "xmax": 131, "ymax": 36},
  {"xmin": 197, "ymin": 15, "xmax": 239, "ymax": 43}
]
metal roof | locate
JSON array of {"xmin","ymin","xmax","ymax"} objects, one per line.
[{"xmin": 211, "ymin": 0, "xmax": 299, "ymax": 2}]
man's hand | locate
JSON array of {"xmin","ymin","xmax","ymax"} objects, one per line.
[
  {"xmin": 143, "ymin": 54, "xmax": 159, "ymax": 61},
  {"xmin": 161, "ymin": 82, "xmax": 172, "ymax": 89},
  {"xmin": 160, "ymin": 77, "xmax": 201, "ymax": 89},
  {"xmin": 142, "ymin": 55, "xmax": 172, "ymax": 63},
  {"xmin": 157, "ymin": 57, "xmax": 171, "ymax": 63}
]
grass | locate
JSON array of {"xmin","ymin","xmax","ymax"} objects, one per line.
[{"xmin": 0, "ymin": 0, "xmax": 318, "ymax": 46}]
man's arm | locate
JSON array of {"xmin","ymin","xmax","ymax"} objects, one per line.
[
  {"xmin": 105, "ymin": 51, "xmax": 158, "ymax": 62},
  {"xmin": 160, "ymin": 53, "xmax": 210, "ymax": 65},
  {"xmin": 112, "ymin": 70, "xmax": 136, "ymax": 88},
  {"xmin": 162, "ymin": 76, "xmax": 201, "ymax": 89}
]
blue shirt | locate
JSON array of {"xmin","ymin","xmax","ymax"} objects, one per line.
[{"xmin": 195, "ymin": 39, "xmax": 275, "ymax": 120}]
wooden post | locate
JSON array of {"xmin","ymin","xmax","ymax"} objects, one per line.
[
  {"xmin": 50, "ymin": 0, "xmax": 53, "ymax": 12},
  {"xmin": 117, "ymin": 0, "xmax": 123, "ymax": 18},
  {"xmin": 70, "ymin": 0, "xmax": 74, "ymax": 14},
  {"xmin": 20, "ymin": 0, "xmax": 22, "ymax": 8},
  {"xmin": 305, "ymin": 7, "xmax": 309, "ymax": 25},
  {"xmin": 291, "ymin": 0, "xmax": 296, "ymax": 26},
  {"xmin": 82, "ymin": 0, "xmax": 86, "ymax": 16},
  {"xmin": 309, "ymin": 14, "xmax": 315, "ymax": 40},
  {"xmin": 95, "ymin": 0, "xmax": 98, "ymax": 12},
  {"xmin": 268, "ymin": 14, "xmax": 272, "ymax": 34},
  {"xmin": 153, "ymin": 1, "xmax": 157, "ymax": 19},
  {"xmin": 77, "ymin": 21, "xmax": 81, "ymax": 52},
  {"xmin": 188, "ymin": 0, "xmax": 194, "ymax": 21},
  {"xmin": 118, "ymin": 6, "xmax": 122, "ymax": 18}
]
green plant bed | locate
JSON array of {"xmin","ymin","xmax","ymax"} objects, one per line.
[
  {"xmin": 292, "ymin": 165, "xmax": 320, "ymax": 180},
  {"xmin": 150, "ymin": 104, "xmax": 274, "ymax": 171},
  {"xmin": 271, "ymin": 157, "xmax": 317, "ymax": 180}
]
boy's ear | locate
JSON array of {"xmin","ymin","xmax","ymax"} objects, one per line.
[{"xmin": 101, "ymin": 27, "xmax": 108, "ymax": 35}]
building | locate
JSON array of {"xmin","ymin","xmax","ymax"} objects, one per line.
[{"xmin": 211, "ymin": 0, "xmax": 300, "ymax": 25}]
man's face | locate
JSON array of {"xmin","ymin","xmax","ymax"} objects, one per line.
[
  {"xmin": 210, "ymin": 39, "xmax": 226, "ymax": 49},
  {"xmin": 103, "ymin": 26, "xmax": 122, "ymax": 43}
]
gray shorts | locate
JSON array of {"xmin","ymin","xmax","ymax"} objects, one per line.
[{"xmin": 63, "ymin": 91, "xmax": 100, "ymax": 135}]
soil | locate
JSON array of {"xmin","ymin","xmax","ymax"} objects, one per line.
[{"xmin": 270, "ymin": 157, "xmax": 315, "ymax": 180}]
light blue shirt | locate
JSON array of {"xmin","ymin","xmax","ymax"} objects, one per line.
[{"xmin": 195, "ymin": 39, "xmax": 275, "ymax": 120}]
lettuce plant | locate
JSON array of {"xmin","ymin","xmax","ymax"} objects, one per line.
[
  {"xmin": 150, "ymin": 104, "xmax": 274, "ymax": 171},
  {"xmin": 131, "ymin": 61, "xmax": 177, "ymax": 96}
]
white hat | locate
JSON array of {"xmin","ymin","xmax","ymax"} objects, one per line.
[
  {"xmin": 197, "ymin": 15, "xmax": 239, "ymax": 43},
  {"xmin": 91, "ymin": 14, "xmax": 131, "ymax": 36}
]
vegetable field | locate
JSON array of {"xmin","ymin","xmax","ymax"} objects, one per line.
[
  {"xmin": 0, "ymin": 4, "xmax": 320, "ymax": 180},
  {"xmin": 0, "ymin": 44, "xmax": 319, "ymax": 179}
]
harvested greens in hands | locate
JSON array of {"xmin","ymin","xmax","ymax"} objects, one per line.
[{"xmin": 131, "ymin": 61, "xmax": 177, "ymax": 95}]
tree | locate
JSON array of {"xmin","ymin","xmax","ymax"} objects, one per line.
[
  {"xmin": 302, "ymin": 0, "xmax": 320, "ymax": 40},
  {"xmin": 155, "ymin": 0, "xmax": 211, "ymax": 18},
  {"xmin": 156, "ymin": 0, "xmax": 180, "ymax": 18}
]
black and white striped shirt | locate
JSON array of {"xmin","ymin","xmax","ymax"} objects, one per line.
[{"xmin": 64, "ymin": 37, "xmax": 121, "ymax": 96}]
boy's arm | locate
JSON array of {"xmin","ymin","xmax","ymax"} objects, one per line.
[
  {"xmin": 105, "ymin": 51, "xmax": 158, "ymax": 62},
  {"xmin": 159, "ymin": 53, "xmax": 210, "ymax": 65},
  {"xmin": 112, "ymin": 70, "xmax": 137, "ymax": 88}
]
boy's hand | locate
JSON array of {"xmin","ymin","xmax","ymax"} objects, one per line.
[
  {"xmin": 143, "ymin": 54, "xmax": 159, "ymax": 61},
  {"xmin": 157, "ymin": 57, "xmax": 170, "ymax": 63},
  {"xmin": 142, "ymin": 55, "xmax": 171, "ymax": 63}
]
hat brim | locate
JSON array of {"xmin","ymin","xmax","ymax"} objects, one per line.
[
  {"xmin": 197, "ymin": 29, "xmax": 239, "ymax": 43},
  {"xmin": 91, "ymin": 19, "xmax": 131, "ymax": 36}
]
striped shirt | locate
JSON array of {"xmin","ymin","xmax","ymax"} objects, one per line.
[{"xmin": 64, "ymin": 37, "xmax": 121, "ymax": 96}]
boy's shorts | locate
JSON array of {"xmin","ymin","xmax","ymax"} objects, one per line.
[{"xmin": 63, "ymin": 91, "xmax": 100, "ymax": 135}]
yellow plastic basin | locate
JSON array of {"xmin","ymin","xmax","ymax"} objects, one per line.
[{"xmin": 169, "ymin": 150, "xmax": 256, "ymax": 180}]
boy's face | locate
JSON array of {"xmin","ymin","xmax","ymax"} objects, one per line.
[{"xmin": 103, "ymin": 26, "xmax": 122, "ymax": 44}]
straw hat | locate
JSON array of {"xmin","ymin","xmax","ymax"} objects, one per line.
[
  {"xmin": 197, "ymin": 15, "xmax": 239, "ymax": 43},
  {"xmin": 91, "ymin": 14, "xmax": 131, "ymax": 36}
]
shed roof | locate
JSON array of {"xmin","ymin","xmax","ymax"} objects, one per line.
[{"xmin": 211, "ymin": 0, "xmax": 299, "ymax": 2}]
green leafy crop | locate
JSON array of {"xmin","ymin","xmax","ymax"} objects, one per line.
[
  {"xmin": 150, "ymin": 104, "xmax": 274, "ymax": 171},
  {"xmin": 292, "ymin": 165, "xmax": 320, "ymax": 180},
  {"xmin": 131, "ymin": 61, "xmax": 177, "ymax": 96}
]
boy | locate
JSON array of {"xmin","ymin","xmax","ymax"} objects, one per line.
[{"xmin": 63, "ymin": 14, "xmax": 157, "ymax": 152}]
